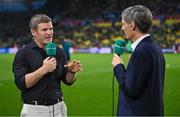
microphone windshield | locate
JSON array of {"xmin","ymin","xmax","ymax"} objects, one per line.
[
  {"xmin": 45, "ymin": 42, "xmax": 56, "ymax": 57},
  {"xmin": 113, "ymin": 40, "xmax": 126, "ymax": 55}
]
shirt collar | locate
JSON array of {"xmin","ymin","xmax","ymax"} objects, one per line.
[
  {"xmin": 131, "ymin": 34, "xmax": 150, "ymax": 51},
  {"xmin": 28, "ymin": 40, "xmax": 44, "ymax": 50},
  {"xmin": 29, "ymin": 41, "xmax": 38, "ymax": 48}
]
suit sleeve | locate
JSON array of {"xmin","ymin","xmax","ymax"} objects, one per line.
[{"xmin": 113, "ymin": 51, "xmax": 151, "ymax": 100}]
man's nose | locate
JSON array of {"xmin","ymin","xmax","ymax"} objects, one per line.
[{"xmin": 47, "ymin": 29, "xmax": 53, "ymax": 34}]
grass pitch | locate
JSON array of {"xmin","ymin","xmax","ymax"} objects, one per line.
[{"xmin": 0, "ymin": 53, "xmax": 179, "ymax": 116}]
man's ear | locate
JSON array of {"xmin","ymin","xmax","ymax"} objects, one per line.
[
  {"xmin": 130, "ymin": 21, "xmax": 136, "ymax": 31},
  {"xmin": 31, "ymin": 29, "xmax": 36, "ymax": 37}
]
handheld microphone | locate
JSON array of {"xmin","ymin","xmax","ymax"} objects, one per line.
[
  {"xmin": 113, "ymin": 40, "xmax": 126, "ymax": 56},
  {"xmin": 45, "ymin": 42, "xmax": 57, "ymax": 107},
  {"xmin": 112, "ymin": 40, "xmax": 126, "ymax": 116},
  {"xmin": 45, "ymin": 42, "xmax": 56, "ymax": 57}
]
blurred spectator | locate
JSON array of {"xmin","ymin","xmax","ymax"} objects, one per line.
[{"xmin": 62, "ymin": 36, "xmax": 73, "ymax": 61}]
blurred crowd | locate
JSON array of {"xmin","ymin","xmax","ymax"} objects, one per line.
[
  {"xmin": 0, "ymin": 0, "xmax": 179, "ymax": 52},
  {"xmin": 53, "ymin": 17, "xmax": 180, "ymax": 49}
]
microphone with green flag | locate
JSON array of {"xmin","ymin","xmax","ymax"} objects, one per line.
[
  {"xmin": 113, "ymin": 40, "xmax": 126, "ymax": 56},
  {"xmin": 45, "ymin": 42, "xmax": 56, "ymax": 57},
  {"xmin": 45, "ymin": 42, "xmax": 57, "ymax": 105},
  {"xmin": 112, "ymin": 39, "xmax": 126, "ymax": 116}
]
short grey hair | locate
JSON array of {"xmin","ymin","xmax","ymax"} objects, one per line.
[
  {"xmin": 121, "ymin": 5, "xmax": 153, "ymax": 33},
  {"xmin": 29, "ymin": 14, "xmax": 52, "ymax": 30}
]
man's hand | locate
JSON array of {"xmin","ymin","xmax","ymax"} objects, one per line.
[
  {"xmin": 25, "ymin": 57, "xmax": 57, "ymax": 88},
  {"xmin": 42, "ymin": 57, "xmax": 57, "ymax": 73},
  {"xmin": 112, "ymin": 54, "xmax": 124, "ymax": 67},
  {"xmin": 64, "ymin": 60, "xmax": 83, "ymax": 74}
]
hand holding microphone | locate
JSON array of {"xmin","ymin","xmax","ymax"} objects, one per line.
[
  {"xmin": 42, "ymin": 57, "xmax": 57, "ymax": 73},
  {"xmin": 112, "ymin": 54, "xmax": 124, "ymax": 67},
  {"xmin": 41, "ymin": 42, "xmax": 57, "ymax": 73},
  {"xmin": 112, "ymin": 40, "xmax": 126, "ymax": 67}
]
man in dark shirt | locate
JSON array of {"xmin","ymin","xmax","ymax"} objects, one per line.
[{"xmin": 12, "ymin": 14, "xmax": 82, "ymax": 117}]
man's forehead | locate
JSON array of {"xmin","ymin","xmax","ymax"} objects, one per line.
[{"xmin": 37, "ymin": 22, "xmax": 53, "ymax": 28}]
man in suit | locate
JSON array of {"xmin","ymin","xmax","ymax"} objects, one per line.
[{"xmin": 112, "ymin": 5, "xmax": 165, "ymax": 116}]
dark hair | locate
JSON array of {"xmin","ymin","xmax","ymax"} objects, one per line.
[{"xmin": 29, "ymin": 14, "xmax": 52, "ymax": 30}]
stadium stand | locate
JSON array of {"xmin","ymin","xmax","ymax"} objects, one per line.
[{"xmin": 0, "ymin": 0, "xmax": 179, "ymax": 53}]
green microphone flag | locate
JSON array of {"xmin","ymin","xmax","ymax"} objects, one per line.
[
  {"xmin": 45, "ymin": 42, "xmax": 56, "ymax": 57},
  {"xmin": 113, "ymin": 40, "xmax": 126, "ymax": 56}
]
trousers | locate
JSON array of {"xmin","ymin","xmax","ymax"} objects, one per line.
[{"xmin": 20, "ymin": 101, "xmax": 67, "ymax": 117}]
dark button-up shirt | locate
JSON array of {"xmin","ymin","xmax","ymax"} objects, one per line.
[{"xmin": 12, "ymin": 41, "xmax": 73, "ymax": 102}]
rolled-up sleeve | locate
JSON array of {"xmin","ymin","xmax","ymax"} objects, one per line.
[
  {"xmin": 12, "ymin": 50, "xmax": 28, "ymax": 90},
  {"xmin": 59, "ymin": 49, "xmax": 75, "ymax": 86}
]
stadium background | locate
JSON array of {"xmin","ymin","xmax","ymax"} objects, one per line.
[{"xmin": 0, "ymin": 0, "xmax": 180, "ymax": 116}]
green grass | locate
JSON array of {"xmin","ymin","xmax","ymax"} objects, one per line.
[{"xmin": 0, "ymin": 53, "xmax": 179, "ymax": 116}]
